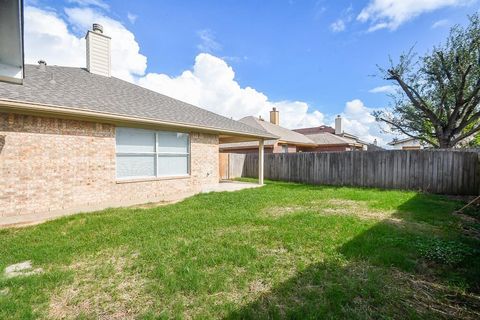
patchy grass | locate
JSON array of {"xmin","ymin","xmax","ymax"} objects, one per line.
[{"xmin": 0, "ymin": 180, "xmax": 479, "ymax": 319}]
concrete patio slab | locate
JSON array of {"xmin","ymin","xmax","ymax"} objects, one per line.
[{"xmin": 201, "ymin": 180, "xmax": 263, "ymax": 193}]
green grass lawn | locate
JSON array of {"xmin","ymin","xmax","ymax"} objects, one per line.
[{"xmin": 1, "ymin": 180, "xmax": 479, "ymax": 319}]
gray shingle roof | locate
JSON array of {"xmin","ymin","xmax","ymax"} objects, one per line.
[
  {"xmin": 306, "ymin": 132, "xmax": 358, "ymax": 145},
  {"xmin": 220, "ymin": 116, "xmax": 316, "ymax": 149},
  {"xmin": 0, "ymin": 65, "xmax": 274, "ymax": 138}
]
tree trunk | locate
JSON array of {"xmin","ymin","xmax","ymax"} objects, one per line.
[{"xmin": 438, "ymin": 137, "xmax": 454, "ymax": 149}]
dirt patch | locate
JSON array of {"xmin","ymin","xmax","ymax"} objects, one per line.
[
  {"xmin": 215, "ymin": 225, "xmax": 269, "ymax": 236},
  {"xmin": 0, "ymin": 288, "xmax": 9, "ymax": 296},
  {"xmin": 453, "ymin": 212, "xmax": 480, "ymax": 240},
  {"xmin": 48, "ymin": 249, "xmax": 150, "ymax": 320},
  {"xmin": 321, "ymin": 199, "xmax": 395, "ymax": 220},
  {"xmin": 263, "ymin": 199, "xmax": 394, "ymax": 221},
  {"xmin": 249, "ymin": 279, "xmax": 270, "ymax": 294},
  {"xmin": 130, "ymin": 199, "xmax": 182, "ymax": 209},
  {"xmin": 393, "ymin": 270, "xmax": 480, "ymax": 319},
  {"xmin": 265, "ymin": 206, "xmax": 306, "ymax": 218}
]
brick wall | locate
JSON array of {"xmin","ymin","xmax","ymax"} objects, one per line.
[
  {"xmin": 0, "ymin": 112, "xmax": 219, "ymax": 218},
  {"xmin": 272, "ymin": 142, "xmax": 297, "ymax": 153}
]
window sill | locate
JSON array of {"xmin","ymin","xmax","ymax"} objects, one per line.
[{"xmin": 116, "ymin": 175, "xmax": 191, "ymax": 184}]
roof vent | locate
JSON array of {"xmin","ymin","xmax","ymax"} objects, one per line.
[
  {"xmin": 38, "ymin": 60, "xmax": 46, "ymax": 71},
  {"xmin": 92, "ymin": 23, "xmax": 103, "ymax": 33}
]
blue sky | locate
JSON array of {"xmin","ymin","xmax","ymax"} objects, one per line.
[{"xmin": 24, "ymin": 0, "xmax": 479, "ymax": 144}]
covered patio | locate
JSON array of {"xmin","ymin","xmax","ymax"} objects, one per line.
[{"xmin": 218, "ymin": 134, "xmax": 267, "ymax": 185}]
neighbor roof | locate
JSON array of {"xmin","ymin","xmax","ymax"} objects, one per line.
[
  {"xmin": 387, "ymin": 137, "xmax": 418, "ymax": 145},
  {"xmin": 220, "ymin": 116, "xmax": 316, "ymax": 149},
  {"xmin": 0, "ymin": 65, "xmax": 275, "ymax": 138},
  {"xmin": 307, "ymin": 132, "xmax": 361, "ymax": 146},
  {"xmin": 239, "ymin": 116, "xmax": 315, "ymax": 145}
]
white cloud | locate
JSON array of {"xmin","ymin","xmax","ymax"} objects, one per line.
[
  {"xmin": 197, "ymin": 29, "xmax": 222, "ymax": 53},
  {"xmin": 432, "ymin": 19, "xmax": 449, "ymax": 28},
  {"xmin": 24, "ymin": 6, "xmax": 85, "ymax": 67},
  {"xmin": 369, "ymin": 85, "xmax": 397, "ymax": 94},
  {"xmin": 358, "ymin": 0, "xmax": 472, "ymax": 31},
  {"xmin": 330, "ymin": 5, "xmax": 353, "ymax": 32},
  {"xmin": 23, "ymin": 4, "xmax": 392, "ymax": 144},
  {"xmin": 64, "ymin": 7, "xmax": 147, "ymax": 81},
  {"xmin": 127, "ymin": 12, "xmax": 138, "ymax": 24},
  {"xmin": 138, "ymin": 53, "xmax": 324, "ymax": 129},
  {"xmin": 333, "ymin": 99, "xmax": 394, "ymax": 146},
  {"xmin": 25, "ymin": 6, "xmax": 147, "ymax": 82},
  {"xmin": 67, "ymin": 0, "xmax": 109, "ymax": 10},
  {"xmin": 330, "ymin": 19, "xmax": 346, "ymax": 32}
]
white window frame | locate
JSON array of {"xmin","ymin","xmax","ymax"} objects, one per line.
[{"xmin": 115, "ymin": 127, "xmax": 190, "ymax": 180}]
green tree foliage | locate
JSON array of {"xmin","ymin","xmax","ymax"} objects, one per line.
[{"xmin": 375, "ymin": 14, "xmax": 480, "ymax": 148}]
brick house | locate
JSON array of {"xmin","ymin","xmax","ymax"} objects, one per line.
[
  {"xmin": 0, "ymin": 22, "xmax": 274, "ymax": 221},
  {"xmin": 293, "ymin": 116, "xmax": 369, "ymax": 152},
  {"xmin": 220, "ymin": 108, "xmax": 317, "ymax": 153}
]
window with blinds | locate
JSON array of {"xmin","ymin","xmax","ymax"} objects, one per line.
[{"xmin": 115, "ymin": 127, "xmax": 190, "ymax": 179}]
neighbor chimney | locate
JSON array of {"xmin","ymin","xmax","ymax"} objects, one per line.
[
  {"xmin": 85, "ymin": 23, "xmax": 111, "ymax": 77},
  {"xmin": 335, "ymin": 115, "xmax": 343, "ymax": 135},
  {"xmin": 270, "ymin": 107, "xmax": 280, "ymax": 125}
]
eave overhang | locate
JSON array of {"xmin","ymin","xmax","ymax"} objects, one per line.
[
  {"xmin": 0, "ymin": 0, "xmax": 24, "ymax": 84},
  {"xmin": 0, "ymin": 98, "xmax": 278, "ymax": 141}
]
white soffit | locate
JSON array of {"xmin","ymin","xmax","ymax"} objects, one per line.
[{"xmin": 0, "ymin": 0, "xmax": 24, "ymax": 84}]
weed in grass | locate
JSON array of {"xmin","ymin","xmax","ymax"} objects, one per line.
[{"xmin": 416, "ymin": 238, "xmax": 476, "ymax": 265}]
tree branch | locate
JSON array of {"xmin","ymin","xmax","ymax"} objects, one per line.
[
  {"xmin": 378, "ymin": 117, "xmax": 439, "ymax": 147},
  {"xmin": 452, "ymin": 122, "xmax": 480, "ymax": 145},
  {"xmin": 387, "ymin": 71, "xmax": 442, "ymax": 131}
]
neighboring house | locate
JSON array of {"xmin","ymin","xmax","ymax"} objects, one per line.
[
  {"xmin": 220, "ymin": 108, "xmax": 317, "ymax": 153},
  {"xmin": 0, "ymin": 22, "xmax": 275, "ymax": 219},
  {"xmin": 366, "ymin": 139, "xmax": 385, "ymax": 151},
  {"xmin": 388, "ymin": 137, "xmax": 427, "ymax": 150},
  {"xmin": 293, "ymin": 116, "xmax": 368, "ymax": 151}
]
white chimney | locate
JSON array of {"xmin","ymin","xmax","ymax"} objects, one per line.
[
  {"xmin": 85, "ymin": 23, "xmax": 111, "ymax": 77},
  {"xmin": 335, "ymin": 115, "xmax": 343, "ymax": 135}
]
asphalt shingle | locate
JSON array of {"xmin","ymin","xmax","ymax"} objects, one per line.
[{"xmin": 0, "ymin": 65, "xmax": 273, "ymax": 138}]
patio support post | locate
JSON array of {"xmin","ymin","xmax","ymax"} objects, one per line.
[{"xmin": 258, "ymin": 139, "xmax": 264, "ymax": 185}]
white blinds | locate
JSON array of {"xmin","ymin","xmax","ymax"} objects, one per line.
[{"xmin": 115, "ymin": 127, "xmax": 190, "ymax": 179}]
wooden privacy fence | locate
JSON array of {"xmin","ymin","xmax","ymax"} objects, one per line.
[{"xmin": 223, "ymin": 150, "xmax": 480, "ymax": 195}]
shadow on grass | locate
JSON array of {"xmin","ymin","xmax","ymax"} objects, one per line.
[{"xmin": 226, "ymin": 194, "xmax": 480, "ymax": 319}]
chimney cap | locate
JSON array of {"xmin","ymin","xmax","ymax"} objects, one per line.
[
  {"xmin": 92, "ymin": 23, "xmax": 103, "ymax": 33},
  {"xmin": 38, "ymin": 60, "xmax": 47, "ymax": 71},
  {"xmin": 272, "ymin": 107, "xmax": 277, "ymax": 111}
]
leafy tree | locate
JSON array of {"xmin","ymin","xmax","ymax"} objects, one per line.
[{"xmin": 374, "ymin": 14, "xmax": 480, "ymax": 148}]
